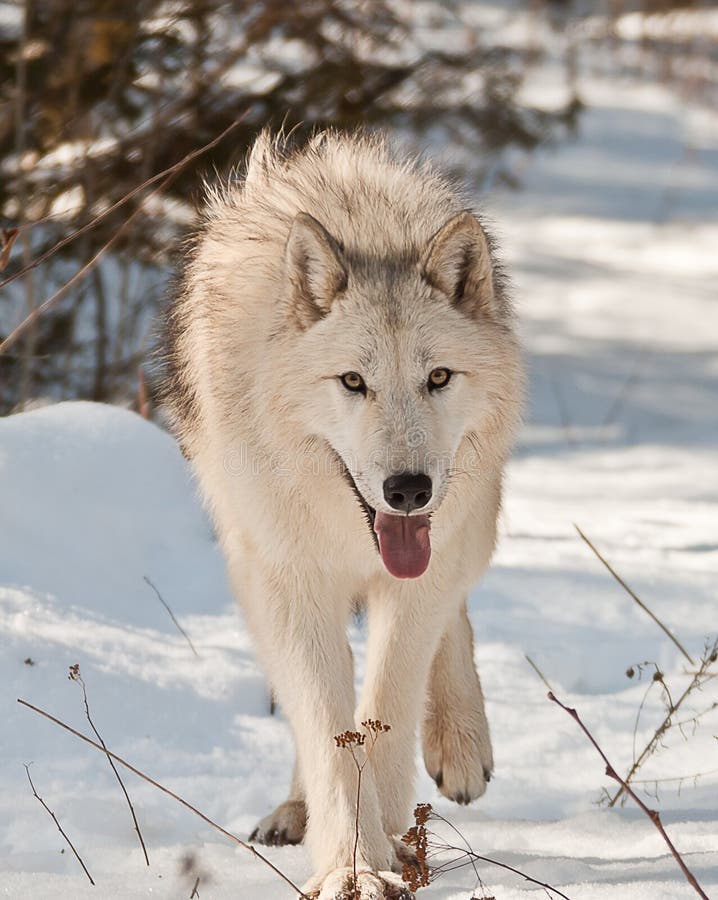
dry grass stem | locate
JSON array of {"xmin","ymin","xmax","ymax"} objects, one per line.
[
  {"xmin": 0, "ymin": 116, "xmax": 248, "ymax": 293},
  {"xmin": 612, "ymin": 639, "xmax": 718, "ymax": 806},
  {"xmin": 24, "ymin": 764, "xmax": 95, "ymax": 885},
  {"xmin": 401, "ymin": 804, "xmax": 572, "ymax": 899},
  {"xmin": 69, "ymin": 663, "xmax": 149, "ymax": 865},
  {"xmin": 0, "ymin": 170, "xmax": 177, "ymax": 358},
  {"xmin": 0, "ymin": 227, "xmax": 19, "ymax": 271},
  {"xmin": 524, "ymin": 654, "xmax": 555, "ymax": 692},
  {"xmin": 574, "ymin": 525, "xmax": 694, "ymax": 665},
  {"xmin": 334, "ymin": 719, "xmax": 391, "ymax": 900},
  {"xmin": 143, "ymin": 576, "xmax": 199, "ymax": 657},
  {"xmin": 17, "ymin": 698, "xmax": 308, "ymax": 898}
]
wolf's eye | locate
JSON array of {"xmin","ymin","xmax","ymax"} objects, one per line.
[
  {"xmin": 340, "ymin": 371, "xmax": 366, "ymax": 394},
  {"xmin": 428, "ymin": 367, "xmax": 452, "ymax": 391}
]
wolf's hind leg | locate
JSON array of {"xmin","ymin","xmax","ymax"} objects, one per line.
[
  {"xmin": 249, "ymin": 757, "xmax": 306, "ymax": 846},
  {"xmin": 422, "ymin": 602, "xmax": 493, "ymax": 804}
]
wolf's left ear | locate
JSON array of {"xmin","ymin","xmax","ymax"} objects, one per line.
[
  {"xmin": 420, "ymin": 212, "xmax": 496, "ymax": 318},
  {"xmin": 285, "ymin": 212, "xmax": 347, "ymax": 329}
]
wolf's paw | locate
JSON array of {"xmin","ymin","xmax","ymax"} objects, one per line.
[
  {"xmin": 303, "ymin": 868, "xmax": 414, "ymax": 899},
  {"xmin": 423, "ymin": 718, "xmax": 493, "ymax": 805},
  {"xmin": 249, "ymin": 799, "xmax": 306, "ymax": 846}
]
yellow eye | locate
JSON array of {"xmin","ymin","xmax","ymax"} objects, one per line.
[
  {"xmin": 340, "ymin": 371, "xmax": 366, "ymax": 393},
  {"xmin": 428, "ymin": 367, "xmax": 452, "ymax": 390}
]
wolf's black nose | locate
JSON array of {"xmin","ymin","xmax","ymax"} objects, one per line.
[{"xmin": 383, "ymin": 473, "xmax": 432, "ymax": 513}]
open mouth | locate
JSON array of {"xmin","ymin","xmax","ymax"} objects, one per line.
[{"xmin": 336, "ymin": 458, "xmax": 432, "ymax": 580}]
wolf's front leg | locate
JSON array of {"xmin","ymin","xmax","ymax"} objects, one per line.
[
  {"xmin": 422, "ymin": 601, "xmax": 493, "ymax": 804},
  {"xmin": 232, "ymin": 563, "xmax": 404, "ymax": 898},
  {"xmin": 357, "ymin": 580, "xmax": 460, "ymax": 840}
]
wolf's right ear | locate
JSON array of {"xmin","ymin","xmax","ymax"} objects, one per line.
[{"xmin": 284, "ymin": 212, "xmax": 347, "ymax": 329}]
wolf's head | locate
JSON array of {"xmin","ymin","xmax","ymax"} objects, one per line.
[{"xmin": 277, "ymin": 210, "xmax": 521, "ymax": 579}]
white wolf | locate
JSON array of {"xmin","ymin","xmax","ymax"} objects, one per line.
[{"xmin": 163, "ymin": 130, "xmax": 523, "ymax": 899}]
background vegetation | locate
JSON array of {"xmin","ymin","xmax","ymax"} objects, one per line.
[{"xmin": 0, "ymin": 0, "xmax": 713, "ymax": 413}]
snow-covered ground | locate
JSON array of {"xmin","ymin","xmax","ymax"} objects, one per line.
[{"xmin": 2, "ymin": 67, "xmax": 717, "ymax": 900}]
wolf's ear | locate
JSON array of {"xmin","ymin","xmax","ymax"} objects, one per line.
[
  {"xmin": 285, "ymin": 212, "xmax": 347, "ymax": 329},
  {"xmin": 420, "ymin": 212, "xmax": 496, "ymax": 318}
]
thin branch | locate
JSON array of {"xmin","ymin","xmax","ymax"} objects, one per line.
[
  {"xmin": 0, "ymin": 169, "xmax": 176, "ymax": 358},
  {"xmin": 610, "ymin": 640, "xmax": 717, "ymax": 807},
  {"xmin": 144, "ymin": 576, "xmax": 199, "ymax": 657},
  {"xmin": 574, "ymin": 525, "xmax": 694, "ymax": 666},
  {"xmin": 549, "ymin": 691, "xmax": 710, "ymax": 900},
  {"xmin": 335, "ymin": 720, "xmax": 391, "ymax": 899},
  {"xmin": 69, "ymin": 664, "xmax": 149, "ymax": 865},
  {"xmin": 0, "ymin": 115, "xmax": 248, "ymax": 293},
  {"xmin": 525, "ymin": 654, "xmax": 555, "ymax": 692},
  {"xmin": 353, "ymin": 759, "xmax": 362, "ymax": 899},
  {"xmin": 630, "ymin": 766, "xmax": 718, "ymax": 787},
  {"xmin": 190, "ymin": 876, "xmax": 200, "ymax": 898},
  {"xmin": 0, "ymin": 228, "xmax": 19, "ymax": 272},
  {"xmin": 24, "ymin": 764, "xmax": 95, "ymax": 886},
  {"xmin": 424, "ymin": 809, "xmax": 484, "ymax": 897},
  {"xmin": 17, "ymin": 698, "xmax": 309, "ymax": 899},
  {"xmin": 428, "ymin": 834, "xmax": 572, "ymax": 900}
]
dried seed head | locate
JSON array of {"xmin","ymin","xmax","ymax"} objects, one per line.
[
  {"xmin": 361, "ymin": 718, "xmax": 391, "ymax": 735},
  {"xmin": 400, "ymin": 803, "xmax": 432, "ymax": 889},
  {"xmin": 334, "ymin": 730, "xmax": 366, "ymax": 749}
]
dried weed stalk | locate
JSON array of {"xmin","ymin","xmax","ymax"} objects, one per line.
[
  {"xmin": 400, "ymin": 803, "xmax": 431, "ymax": 891},
  {"xmin": 143, "ymin": 575, "xmax": 199, "ymax": 656},
  {"xmin": 400, "ymin": 802, "xmax": 571, "ymax": 899},
  {"xmin": 17, "ymin": 698, "xmax": 309, "ymax": 898},
  {"xmin": 335, "ymin": 719, "xmax": 391, "ymax": 900},
  {"xmin": 24, "ymin": 764, "xmax": 95, "ymax": 885},
  {"xmin": 613, "ymin": 639, "xmax": 718, "ymax": 806},
  {"xmin": 549, "ymin": 690, "xmax": 710, "ymax": 900},
  {"xmin": 68, "ymin": 663, "xmax": 149, "ymax": 865},
  {"xmin": 574, "ymin": 524, "xmax": 694, "ymax": 665}
]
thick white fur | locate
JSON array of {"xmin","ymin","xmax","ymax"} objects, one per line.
[{"xmin": 165, "ymin": 130, "xmax": 523, "ymax": 898}]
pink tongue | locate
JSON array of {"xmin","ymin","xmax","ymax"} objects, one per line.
[{"xmin": 374, "ymin": 512, "xmax": 431, "ymax": 579}]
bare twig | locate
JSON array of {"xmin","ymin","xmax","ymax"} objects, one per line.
[
  {"xmin": 430, "ymin": 841, "xmax": 572, "ymax": 900},
  {"xmin": 423, "ymin": 808, "xmax": 484, "ymax": 897},
  {"xmin": 0, "ymin": 228, "xmax": 19, "ymax": 271},
  {"xmin": 69, "ymin": 664, "xmax": 149, "ymax": 865},
  {"xmin": 406, "ymin": 805, "xmax": 572, "ymax": 899},
  {"xmin": 0, "ymin": 169, "xmax": 176, "ymax": 358},
  {"xmin": 574, "ymin": 525, "xmax": 694, "ymax": 666},
  {"xmin": 143, "ymin": 576, "xmax": 199, "ymax": 657},
  {"xmin": 610, "ymin": 639, "xmax": 718, "ymax": 807},
  {"xmin": 24, "ymin": 764, "xmax": 95, "ymax": 886},
  {"xmin": 190, "ymin": 876, "xmax": 200, "ymax": 898},
  {"xmin": 631, "ymin": 766, "xmax": 718, "ymax": 787},
  {"xmin": 17, "ymin": 698, "xmax": 309, "ymax": 898},
  {"xmin": 335, "ymin": 719, "xmax": 391, "ymax": 900},
  {"xmin": 549, "ymin": 691, "xmax": 710, "ymax": 900},
  {"xmin": 0, "ymin": 115, "xmax": 248, "ymax": 294},
  {"xmin": 525, "ymin": 654, "xmax": 555, "ymax": 692}
]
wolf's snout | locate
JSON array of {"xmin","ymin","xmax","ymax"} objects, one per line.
[{"xmin": 383, "ymin": 472, "xmax": 432, "ymax": 513}]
